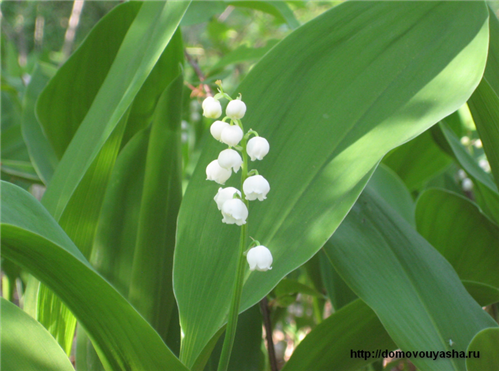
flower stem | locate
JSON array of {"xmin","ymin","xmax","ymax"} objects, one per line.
[{"xmin": 217, "ymin": 132, "xmax": 250, "ymax": 371}]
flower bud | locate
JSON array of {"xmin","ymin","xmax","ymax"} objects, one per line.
[
  {"xmin": 243, "ymin": 175, "xmax": 270, "ymax": 201},
  {"xmin": 210, "ymin": 121, "xmax": 230, "ymax": 141},
  {"xmin": 247, "ymin": 137, "xmax": 269, "ymax": 161},
  {"xmin": 221, "ymin": 198, "xmax": 248, "ymax": 226},
  {"xmin": 221, "ymin": 125, "xmax": 244, "ymax": 147},
  {"xmin": 202, "ymin": 97, "xmax": 222, "ymax": 119},
  {"xmin": 226, "ymin": 99, "xmax": 247, "ymax": 120},
  {"xmin": 214, "ymin": 187, "xmax": 241, "ymax": 210},
  {"xmin": 206, "ymin": 160, "xmax": 231, "ymax": 185},
  {"xmin": 247, "ymin": 245, "xmax": 273, "ymax": 271},
  {"xmin": 218, "ymin": 149, "xmax": 243, "ymax": 173}
]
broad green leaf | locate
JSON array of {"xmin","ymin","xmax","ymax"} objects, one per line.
[
  {"xmin": 128, "ymin": 73, "xmax": 184, "ymax": 341},
  {"xmin": 228, "ymin": 1, "xmax": 299, "ymax": 29},
  {"xmin": 36, "ymin": 2, "xmax": 143, "ymax": 159},
  {"xmin": 39, "ymin": 0, "xmax": 190, "ymax": 221},
  {"xmin": 90, "ymin": 129, "xmax": 150, "ymax": 296},
  {"xmin": 1, "ymin": 159, "xmax": 41, "ymax": 183},
  {"xmin": 324, "ymin": 186, "xmax": 497, "ymax": 371},
  {"xmin": 468, "ymin": 80, "xmax": 499, "ymax": 190},
  {"xmin": 77, "ymin": 128, "xmax": 149, "ymax": 371},
  {"xmin": 30, "ymin": 0, "xmax": 190, "ymax": 352},
  {"xmin": 1, "ymin": 181, "xmax": 188, "ymax": 371},
  {"xmin": 21, "ymin": 63, "xmax": 58, "ymax": 185},
  {"xmin": 437, "ymin": 121, "xmax": 499, "ymax": 223},
  {"xmin": 180, "ymin": 1, "xmax": 226, "ymax": 26},
  {"xmin": 1, "ymin": 124, "xmax": 30, "ymax": 161},
  {"xmin": 34, "ymin": 110, "xmax": 128, "ymax": 355},
  {"xmin": 283, "ymin": 299, "xmax": 395, "ymax": 371},
  {"xmin": 174, "ymin": 2, "xmax": 489, "ymax": 367},
  {"xmin": 321, "ymin": 163, "xmax": 413, "ymax": 311},
  {"xmin": 319, "ymin": 249, "xmax": 357, "ymax": 311},
  {"xmin": 383, "ymin": 129, "xmax": 453, "ymax": 192},
  {"xmin": 462, "ymin": 281, "xmax": 499, "ymax": 307},
  {"xmin": 0, "ymin": 298, "xmax": 74, "ymax": 371},
  {"xmin": 210, "ymin": 40, "xmax": 280, "ymax": 71},
  {"xmin": 274, "ymin": 279, "xmax": 324, "ymax": 300},
  {"xmin": 416, "ymin": 189, "xmax": 499, "ymax": 290},
  {"xmin": 484, "ymin": 6, "xmax": 499, "ymax": 94},
  {"xmin": 204, "ymin": 304, "xmax": 265, "ymax": 371},
  {"xmin": 368, "ymin": 163, "xmax": 415, "ymax": 226},
  {"xmin": 283, "ymin": 279, "xmax": 498, "ymax": 371},
  {"xmin": 466, "ymin": 328, "xmax": 499, "ymax": 371}
]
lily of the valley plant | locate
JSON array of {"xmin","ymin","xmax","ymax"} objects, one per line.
[{"xmin": 204, "ymin": 81, "xmax": 272, "ymax": 370}]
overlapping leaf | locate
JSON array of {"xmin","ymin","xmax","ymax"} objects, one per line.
[
  {"xmin": 324, "ymin": 186, "xmax": 497, "ymax": 370},
  {"xmin": 173, "ymin": 2, "xmax": 489, "ymax": 367},
  {"xmin": 1, "ymin": 298, "xmax": 74, "ymax": 371},
  {"xmin": 1, "ymin": 181, "xmax": 188, "ymax": 371}
]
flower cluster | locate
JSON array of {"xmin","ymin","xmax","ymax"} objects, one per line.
[{"xmin": 203, "ymin": 83, "xmax": 272, "ymax": 271}]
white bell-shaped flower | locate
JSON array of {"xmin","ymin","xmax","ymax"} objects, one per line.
[
  {"xmin": 218, "ymin": 149, "xmax": 243, "ymax": 173},
  {"xmin": 247, "ymin": 245, "xmax": 273, "ymax": 271},
  {"xmin": 206, "ymin": 160, "xmax": 231, "ymax": 185},
  {"xmin": 462, "ymin": 178, "xmax": 473, "ymax": 191},
  {"xmin": 243, "ymin": 175, "xmax": 270, "ymax": 201},
  {"xmin": 221, "ymin": 125, "xmax": 244, "ymax": 147},
  {"xmin": 221, "ymin": 198, "xmax": 248, "ymax": 226},
  {"xmin": 247, "ymin": 137, "xmax": 269, "ymax": 161},
  {"xmin": 202, "ymin": 97, "xmax": 222, "ymax": 119},
  {"xmin": 226, "ymin": 99, "xmax": 246, "ymax": 120},
  {"xmin": 214, "ymin": 187, "xmax": 241, "ymax": 210},
  {"xmin": 210, "ymin": 121, "xmax": 230, "ymax": 141}
]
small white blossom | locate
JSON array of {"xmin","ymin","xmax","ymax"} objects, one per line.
[
  {"xmin": 243, "ymin": 175, "xmax": 270, "ymax": 201},
  {"xmin": 457, "ymin": 169, "xmax": 467, "ymax": 180},
  {"xmin": 247, "ymin": 137, "xmax": 270, "ymax": 161},
  {"xmin": 221, "ymin": 198, "xmax": 248, "ymax": 226},
  {"xmin": 462, "ymin": 178, "xmax": 473, "ymax": 192},
  {"xmin": 221, "ymin": 125, "xmax": 244, "ymax": 147},
  {"xmin": 206, "ymin": 160, "xmax": 231, "ymax": 185},
  {"xmin": 210, "ymin": 121, "xmax": 230, "ymax": 141},
  {"xmin": 202, "ymin": 97, "xmax": 222, "ymax": 119},
  {"xmin": 479, "ymin": 159, "xmax": 490, "ymax": 172},
  {"xmin": 460, "ymin": 136, "xmax": 470, "ymax": 146},
  {"xmin": 247, "ymin": 245, "xmax": 273, "ymax": 271},
  {"xmin": 226, "ymin": 99, "xmax": 247, "ymax": 120},
  {"xmin": 218, "ymin": 149, "xmax": 243, "ymax": 173},
  {"xmin": 214, "ymin": 187, "xmax": 241, "ymax": 210}
]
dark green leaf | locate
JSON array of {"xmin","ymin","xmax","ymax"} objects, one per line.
[
  {"xmin": 0, "ymin": 298, "xmax": 74, "ymax": 371},
  {"xmin": 324, "ymin": 185, "xmax": 497, "ymax": 370},
  {"xmin": 174, "ymin": 2, "xmax": 490, "ymax": 368},
  {"xmin": 1, "ymin": 181, "xmax": 188, "ymax": 371},
  {"xmin": 466, "ymin": 328, "xmax": 499, "ymax": 371}
]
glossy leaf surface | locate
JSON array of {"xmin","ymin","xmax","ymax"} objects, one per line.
[
  {"xmin": 1, "ymin": 298, "xmax": 74, "ymax": 371},
  {"xmin": 324, "ymin": 185, "xmax": 497, "ymax": 370},
  {"xmin": 174, "ymin": 2, "xmax": 489, "ymax": 367},
  {"xmin": 1, "ymin": 181, "xmax": 188, "ymax": 371}
]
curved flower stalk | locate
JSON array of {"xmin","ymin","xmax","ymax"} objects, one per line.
[{"xmin": 203, "ymin": 80, "xmax": 272, "ymax": 371}]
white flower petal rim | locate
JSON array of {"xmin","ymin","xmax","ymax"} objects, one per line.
[
  {"xmin": 246, "ymin": 245, "xmax": 272, "ymax": 271},
  {"xmin": 218, "ymin": 149, "xmax": 243, "ymax": 173},
  {"xmin": 206, "ymin": 160, "xmax": 231, "ymax": 185},
  {"xmin": 247, "ymin": 137, "xmax": 269, "ymax": 161},
  {"xmin": 210, "ymin": 121, "xmax": 230, "ymax": 141},
  {"xmin": 243, "ymin": 175, "xmax": 270, "ymax": 201},
  {"xmin": 221, "ymin": 198, "xmax": 248, "ymax": 226},
  {"xmin": 214, "ymin": 187, "xmax": 241, "ymax": 210}
]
